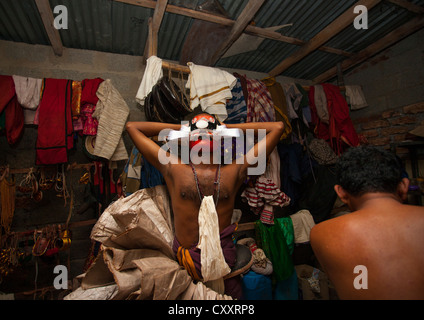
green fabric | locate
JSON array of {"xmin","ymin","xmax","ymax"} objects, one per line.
[{"xmin": 255, "ymin": 217, "xmax": 294, "ymax": 281}]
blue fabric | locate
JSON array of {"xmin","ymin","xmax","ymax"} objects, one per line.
[
  {"xmin": 242, "ymin": 271, "xmax": 273, "ymax": 300},
  {"xmin": 225, "ymin": 78, "xmax": 247, "ymax": 124},
  {"xmin": 140, "ymin": 154, "xmax": 163, "ymax": 189},
  {"xmin": 274, "ymin": 269, "xmax": 298, "ymax": 300},
  {"xmin": 122, "ymin": 146, "xmax": 164, "ymax": 196}
]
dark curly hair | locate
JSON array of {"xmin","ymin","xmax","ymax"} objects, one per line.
[{"xmin": 335, "ymin": 145, "xmax": 404, "ymax": 197}]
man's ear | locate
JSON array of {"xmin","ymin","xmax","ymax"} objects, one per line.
[
  {"xmin": 334, "ymin": 184, "xmax": 349, "ymax": 204},
  {"xmin": 397, "ymin": 177, "xmax": 410, "ymax": 202}
]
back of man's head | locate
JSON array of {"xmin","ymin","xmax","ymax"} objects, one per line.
[{"xmin": 335, "ymin": 145, "xmax": 404, "ymax": 197}]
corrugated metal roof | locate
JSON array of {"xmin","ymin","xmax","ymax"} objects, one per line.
[
  {"xmin": 0, "ymin": 0, "xmax": 48, "ymax": 45},
  {"xmin": 0, "ymin": 0, "xmax": 423, "ymax": 80}
]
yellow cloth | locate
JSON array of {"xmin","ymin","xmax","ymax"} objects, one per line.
[{"xmin": 176, "ymin": 246, "xmax": 202, "ymax": 281}]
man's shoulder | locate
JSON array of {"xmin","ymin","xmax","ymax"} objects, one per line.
[
  {"xmin": 311, "ymin": 213, "xmax": 355, "ymax": 237},
  {"xmin": 310, "ymin": 213, "xmax": 364, "ymax": 253}
]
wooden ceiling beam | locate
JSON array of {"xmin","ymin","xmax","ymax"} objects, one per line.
[
  {"xmin": 386, "ymin": 0, "xmax": 424, "ymax": 14},
  {"xmin": 313, "ymin": 15, "xmax": 424, "ymax": 83},
  {"xmin": 268, "ymin": 0, "xmax": 382, "ymax": 77},
  {"xmin": 115, "ymin": 0, "xmax": 352, "ymax": 57},
  {"xmin": 208, "ymin": 0, "xmax": 265, "ymax": 66},
  {"xmin": 243, "ymin": 25, "xmax": 352, "ymax": 57},
  {"xmin": 35, "ymin": 0, "xmax": 64, "ymax": 56},
  {"xmin": 143, "ymin": 0, "xmax": 168, "ymax": 59}
]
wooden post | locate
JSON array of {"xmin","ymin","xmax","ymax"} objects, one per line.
[{"xmin": 34, "ymin": 0, "xmax": 64, "ymax": 56}]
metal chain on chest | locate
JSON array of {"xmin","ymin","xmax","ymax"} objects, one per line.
[{"xmin": 190, "ymin": 163, "xmax": 221, "ymax": 207}]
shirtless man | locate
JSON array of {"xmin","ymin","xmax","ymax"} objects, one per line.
[
  {"xmin": 310, "ymin": 145, "xmax": 424, "ymax": 299},
  {"xmin": 126, "ymin": 113, "xmax": 284, "ymax": 298}
]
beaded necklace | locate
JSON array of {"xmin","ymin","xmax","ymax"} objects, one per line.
[{"xmin": 190, "ymin": 163, "xmax": 221, "ymax": 207}]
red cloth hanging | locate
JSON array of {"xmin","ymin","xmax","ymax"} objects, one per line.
[
  {"xmin": 81, "ymin": 77, "xmax": 104, "ymax": 106},
  {"xmin": 312, "ymin": 83, "xmax": 359, "ymax": 154},
  {"xmin": 0, "ymin": 75, "xmax": 24, "ymax": 145},
  {"xmin": 80, "ymin": 78, "xmax": 104, "ymax": 135},
  {"xmin": 36, "ymin": 78, "xmax": 74, "ymax": 165}
]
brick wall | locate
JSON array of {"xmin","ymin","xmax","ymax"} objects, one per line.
[{"xmin": 354, "ymin": 102, "xmax": 424, "ymax": 156}]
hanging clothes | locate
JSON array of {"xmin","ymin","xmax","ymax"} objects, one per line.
[
  {"xmin": 12, "ymin": 75, "xmax": 42, "ymax": 125},
  {"xmin": 80, "ymin": 78, "xmax": 104, "ymax": 136},
  {"xmin": 295, "ymin": 84, "xmax": 312, "ymax": 124},
  {"xmin": 233, "ymin": 73, "xmax": 249, "ymax": 104},
  {"xmin": 255, "ymin": 218, "xmax": 295, "ymax": 282},
  {"xmin": 240, "ymin": 75, "xmax": 284, "ymax": 224},
  {"xmin": 261, "ymin": 77, "xmax": 293, "ymax": 140},
  {"xmin": 312, "ymin": 85, "xmax": 329, "ymax": 124},
  {"xmin": 290, "ymin": 209, "xmax": 315, "ymax": 244},
  {"xmin": 71, "ymin": 80, "xmax": 83, "ymax": 131},
  {"xmin": 135, "ymin": 55, "xmax": 163, "ymax": 105},
  {"xmin": 71, "ymin": 80, "xmax": 82, "ymax": 119},
  {"xmin": 80, "ymin": 104, "xmax": 98, "ymax": 135},
  {"xmin": 261, "ymin": 77, "xmax": 289, "ymax": 122},
  {"xmin": 281, "ymin": 83, "xmax": 310, "ymax": 142},
  {"xmin": 345, "ymin": 85, "xmax": 368, "ymax": 110},
  {"xmin": 317, "ymin": 83, "xmax": 360, "ymax": 154},
  {"xmin": 224, "ymin": 77, "xmax": 247, "ymax": 124},
  {"xmin": 92, "ymin": 79, "xmax": 129, "ymax": 161},
  {"xmin": 12, "ymin": 75, "xmax": 42, "ymax": 110},
  {"xmin": 186, "ymin": 62, "xmax": 236, "ymax": 122},
  {"xmin": 241, "ymin": 176, "xmax": 290, "ymax": 225},
  {"xmin": 308, "ymin": 86, "xmax": 319, "ymax": 127},
  {"xmin": 36, "ymin": 78, "xmax": 74, "ymax": 165},
  {"xmin": 281, "ymin": 83, "xmax": 306, "ymax": 124},
  {"xmin": 0, "ymin": 75, "xmax": 24, "ymax": 145},
  {"xmin": 244, "ymin": 77, "xmax": 275, "ymax": 123},
  {"xmin": 81, "ymin": 78, "xmax": 104, "ymax": 106}
]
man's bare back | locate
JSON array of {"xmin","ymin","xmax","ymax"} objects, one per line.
[
  {"xmin": 311, "ymin": 196, "xmax": 424, "ymax": 299},
  {"xmin": 310, "ymin": 145, "xmax": 424, "ymax": 300}
]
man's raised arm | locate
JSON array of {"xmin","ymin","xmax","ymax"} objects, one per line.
[{"xmin": 225, "ymin": 121, "xmax": 284, "ymax": 175}]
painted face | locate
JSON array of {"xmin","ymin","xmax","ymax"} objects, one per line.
[{"xmin": 189, "ymin": 114, "xmax": 219, "ymax": 152}]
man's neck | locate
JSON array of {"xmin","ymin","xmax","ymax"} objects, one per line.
[{"xmin": 350, "ymin": 193, "xmax": 402, "ymax": 211}]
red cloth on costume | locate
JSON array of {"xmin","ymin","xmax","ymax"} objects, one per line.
[
  {"xmin": 314, "ymin": 83, "xmax": 359, "ymax": 154},
  {"xmin": 0, "ymin": 75, "xmax": 24, "ymax": 145},
  {"xmin": 36, "ymin": 79, "xmax": 74, "ymax": 165},
  {"xmin": 81, "ymin": 78, "xmax": 103, "ymax": 106},
  {"xmin": 80, "ymin": 78, "xmax": 104, "ymax": 135}
]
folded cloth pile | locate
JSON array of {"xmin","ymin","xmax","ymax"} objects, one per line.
[{"xmin": 186, "ymin": 62, "xmax": 236, "ymax": 122}]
